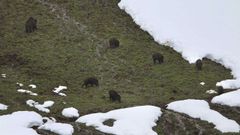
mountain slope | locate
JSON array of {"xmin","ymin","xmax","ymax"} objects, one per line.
[{"xmin": 0, "ymin": 0, "xmax": 238, "ymax": 134}]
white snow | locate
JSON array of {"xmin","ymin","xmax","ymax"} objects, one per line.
[
  {"xmin": 118, "ymin": 0, "xmax": 240, "ymax": 89},
  {"xmin": 1, "ymin": 74, "xmax": 6, "ymax": 78},
  {"xmin": 39, "ymin": 116, "xmax": 74, "ymax": 135},
  {"xmin": 39, "ymin": 122, "xmax": 74, "ymax": 135},
  {"xmin": 76, "ymin": 105, "xmax": 161, "ymax": 135},
  {"xmin": 59, "ymin": 92, "xmax": 67, "ymax": 96},
  {"xmin": 167, "ymin": 99, "xmax": 240, "ymax": 133},
  {"xmin": 53, "ymin": 86, "xmax": 67, "ymax": 96},
  {"xmin": 29, "ymin": 84, "xmax": 37, "ymax": 89},
  {"xmin": 53, "ymin": 86, "xmax": 67, "ymax": 93},
  {"xmin": 26, "ymin": 99, "xmax": 54, "ymax": 113},
  {"xmin": 0, "ymin": 103, "xmax": 8, "ymax": 110},
  {"xmin": 0, "ymin": 111, "xmax": 43, "ymax": 135},
  {"xmin": 200, "ymin": 82, "xmax": 205, "ymax": 86},
  {"xmin": 206, "ymin": 89, "xmax": 218, "ymax": 94},
  {"xmin": 17, "ymin": 89, "xmax": 38, "ymax": 96},
  {"xmin": 0, "ymin": 111, "xmax": 74, "ymax": 135},
  {"xmin": 62, "ymin": 107, "xmax": 79, "ymax": 118},
  {"xmin": 212, "ymin": 89, "xmax": 240, "ymax": 107},
  {"xmin": 16, "ymin": 82, "xmax": 24, "ymax": 87}
]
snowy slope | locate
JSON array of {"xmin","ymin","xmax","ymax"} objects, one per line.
[
  {"xmin": 118, "ymin": 0, "xmax": 240, "ymax": 88},
  {"xmin": 0, "ymin": 111, "xmax": 74, "ymax": 135},
  {"xmin": 167, "ymin": 99, "xmax": 240, "ymax": 133},
  {"xmin": 76, "ymin": 105, "xmax": 161, "ymax": 135},
  {"xmin": 212, "ymin": 89, "xmax": 240, "ymax": 107},
  {"xmin": 0, "ymin": 111, "xmax": 43, "ymax": 135},
  {"xmin": 39, "ymin": 122, "xmax": 74, "ymax": 135}
]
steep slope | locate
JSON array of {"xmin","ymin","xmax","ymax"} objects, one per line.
[{"xmin": 0, "ymin": 0, "xmax": 238, "ymax": 134}]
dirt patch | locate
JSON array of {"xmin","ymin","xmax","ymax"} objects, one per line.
[{"xmin": 0, "ymin": 53, "xmax": 28, "ymax": 68}]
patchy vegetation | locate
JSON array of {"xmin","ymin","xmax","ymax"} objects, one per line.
[{"xmin": 0, "ymin": 0, "xmax": 239, "ymax": 134}]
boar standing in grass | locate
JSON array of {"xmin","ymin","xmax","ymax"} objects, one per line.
[
  {"xmin": 196, "ymin": 59, "xmax": 203, "ymax": 70},
  {"xmin": 152, "ymin": 53, "xmax": 164, "ymax": 64},
  {"xmin": 82, "ymin": 77, "xmax": 99, "ymax": 88},
  {"xmin": 108, "ymin": 90, "xmax": 121, "ymax": 103},
  {"xmin": 25, "ymin": 17, "xmax": 37, "ymax": 33},
  {"xmin": 109, "ymin": 38, "xmax": 120, "ymax": 49}
]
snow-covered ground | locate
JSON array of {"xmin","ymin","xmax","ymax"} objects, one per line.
[
  {"xmin": 200, "ymin": 82, "xmax": 205, "ymax": 86},
  {"xmin": 17, "ymin": 89, "xmax": 38, "ymax": 96},
  {"xmin": 0, "ymin": 111, "xmax": 74, "ymax": 135},
  {"xmin": 53, "ymin": 85, "xmax": 67, "ymax": 96},
  {"xmin": 16, "ymin": 82, "xmax": 24, "ymax": 87},
  {"xmin": 39, "ymin": 116, "xmax": 74, "ymax": 135},
  {"xmin": 167, "ymin": 99, "xmax": 240, "ymax": 133},
  {"xmin": 29, "ymin": 84, "xmax": 37, "ymax": 89},
  {"xmin": 76, "ymin": 105, "xmax": 161, "ymax": 135},
  {"xmin": 118, "ymin": 0, "xmax": 240, "ymax": 89},
  {"xmin": 206, "ymin": 89, "xmax": 218, "ymax": 94},
  {"xmin": 1, "ymin": 74, "xmax": 6, "ymax": 78},
  {"xmin": 39, "ymin": 122, "xmax": 74, "ymax": 135},
  {"xmin": 62, "ymin": 107, "xmax": 79, "ymax": 118},
  {"xmin": 0, "ymin": 103, "xmax": 8, "ymax": 111},
  {"xmin": 0, "ymin": 111, "xmax": 43, "ymax": 135},
  {"xmin": 26, "ymin": 99, "xmax": 54, "ymax": 113},
  {"xmin": 212, "ymin": 89, "xmax": 240, "ymax": 107}
]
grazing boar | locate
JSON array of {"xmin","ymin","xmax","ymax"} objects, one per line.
[
  {"xmin": 25, "ymin": 17, "xmax": 37, "ymax": 33},
  {"xmin": 108, "ymin": 90, "xmax": 121, "ymax": 103},
  {"xmin": 82, "ymin": 77, "xmax": 99, "ymax": 88},
  {"xmin": 152, "ymin": 53, "xmax": 164, "ymax": 64},
  {"xmin": 196, "ymin": 59, "xmax": 203, "ymax": 70},
  {"xmin": 109, "ymin": 38, "xmax": 120, "ymax": 49}
]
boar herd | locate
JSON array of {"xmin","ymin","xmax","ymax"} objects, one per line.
[{"xmin": 25, "ymin": 17, "xmax": 204, "ymax": 103}]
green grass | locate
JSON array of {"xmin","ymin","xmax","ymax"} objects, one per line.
[{"xmin": 0, "ymin": 0, "xmax": 239, "ymax": 134}]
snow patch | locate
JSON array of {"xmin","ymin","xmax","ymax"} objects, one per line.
[
  {"xmin": 76, "ymin": 105, "xmax": 161, "ymax": 135},
  {"xmin": 26, "ymin": 99, "xmax": 54, "ymax": 113},
  {"xmin": 211, "ymin": 89, "xmax": 240, "ymax": 107},
  {"xmin": 53, "ymin": 86, "xmax": 67, "ymax": 96},
  {"xmin": 62, "ymin": 107, "xmax": 79, "ymax": 118},
  {"xmin": 16, "ymin": 82, "xmax": 24, "ymax": 87},
  {"xmin": 17, "ymin": 89, "xmax": 38, "ymax": 96},
  {"xmin": 200, "ymin": 82, "xmax": 205, "ymax": 86},
  {"xmin": 29, "ymin": 84, "xmax": 37, "ymax": 89},
  {"xmin": 39, "ymin": 122, "xmax": 74, "ymax": 135},
  {"xmin": 167, "ymin": 99, "xmax": 240, "ymax": 133},
  {"xmin": 0, "ymin": 111, "xmax": 43, "ymax": 135},
  {"xmin": 1, "ymin": 74, "xmax": 6, "ymax": 78},
  {"xmin": 216, "ymin": 80, "xmax": 240, "ymax": 89},
  {"xmin": 0, "ymin": 111, "xmax": 74, "ymax": 135},
  {"xmin": 0, "ymin": 103, "xmax": 8, "ymax": 110},
  {"xmin": 206, "ymin": 89, "xmax": 218, "ymax": 94}
]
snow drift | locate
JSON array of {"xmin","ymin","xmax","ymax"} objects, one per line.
[
  {"xmin": 0, "ymin": 111, "xmax": 43, "ymax": 135},
  {"xmin": 212, "ymin": 89, "xmax": 240, "ymax": 107},
  {"xmin": 0, "ymin": 111, "xmax": 74, "ymax": 135},
  {"xmin": 62, "ymin": 107, "xmax": 80, "ymax": 118},
  {"xmin": 76, "ymin": 105, "xmax": 161, "ymax": 135}
]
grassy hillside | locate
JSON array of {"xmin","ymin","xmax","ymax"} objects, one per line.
[{"xmin": 0, "ymin": 0, "xmax": 239, "ymax": 134}]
